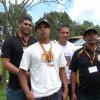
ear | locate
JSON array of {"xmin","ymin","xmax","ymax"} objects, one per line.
[{"xmin": 17, "ymin": 23, "xmax": 21, "ymax": 28}]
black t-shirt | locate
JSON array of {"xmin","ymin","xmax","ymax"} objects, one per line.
[
  {"xmin": 69, "ymin": 46, "xmax": 100, "ymax": 96},
  {"xmin": 1, "ymin": 34, "xmax": 37, "ymax": 89}
]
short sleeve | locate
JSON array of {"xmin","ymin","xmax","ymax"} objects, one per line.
[
  {"xmin": 59, "ymin": 49, "xmax": 67, "ymax": 68},
  {"xmin": 1, "ymin": 39, "xmax": 12, "ymax": 58},
  {"xmin": 19, "ymin": 49, "xmax": 31, "ymax": 71},
  {"xmin": 69, "ymin": 51, "xmax": 78, "ymax": 71}
]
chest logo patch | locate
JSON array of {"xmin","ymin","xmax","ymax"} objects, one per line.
[{"xmin": 97, "ymin": 55, "xmax": 100, "ymax": 61}]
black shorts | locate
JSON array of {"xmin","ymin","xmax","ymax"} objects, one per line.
[{"xmin": 77, "ymin": 93, "xmax": 100, "ymax": 100}]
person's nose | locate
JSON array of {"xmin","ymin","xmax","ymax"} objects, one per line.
[{"xmin": 64, "ymin": 33, "xmax": 68, "ymax": 36}]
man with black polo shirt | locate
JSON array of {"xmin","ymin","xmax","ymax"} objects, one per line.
[
  {"xmin": 1, "ymin": 16, "xmax": 37, "ymax": 100},
  {"xmin": 70, "ymin": 28, "xmax": 100, "ymax": 100}
]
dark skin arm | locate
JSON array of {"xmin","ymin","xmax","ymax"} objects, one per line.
[
  {"xmin": 2, "ymin": 58, "xmax": 30, "ymax": 80},
  {"xmin": 18, "ymin": 69, "xmax": 35, "ymax": 100},
  {"xmin": 59, "ymin": 67, "xmax": 68, "ymax": 100},
  {"xmin": 2, "ymin": 58, "xmax": 19, "ymax": 75},
  {"xmin": 71, "ymin": 71, "xmax": 77, "ymax": 100}
]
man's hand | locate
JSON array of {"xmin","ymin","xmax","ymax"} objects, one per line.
[
  {"xmin": 72, "ymin": 93, "xmax": 77, "ymax": 100},
  {"xmin": 26, "ymin": 91, "xmax": 35, "ymax": 100},
  {"xmin": 62, "ymin": 90, "xmax": 68, "ymax": 100}
]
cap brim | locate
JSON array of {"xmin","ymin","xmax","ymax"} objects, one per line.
[
  {"xmin": 35, "ymin": 20, "xmax": 50, "ymax": 29},
  {"xmin": 84, "ymin": 29, "xmax": 98, "ymax": 36}
]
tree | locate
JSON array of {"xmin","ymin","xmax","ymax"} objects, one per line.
[
  {"xmin": 0, "ymin": 1, "xmax": 31, "ymax": 37},
  {"xmin": 71, "ymin": 20, "xmax": 98, "ymax": 36},
  {"xmin": 0, "ymin": 0, "xmax": 72, "ymax": 36},
  {"xmin": 94, "ymin": 25, "xmax": 100, "ymax": 36},
  {"xmin": 79, "ymin": 21, "xmax": 94, "ymax": 35},
  {"xmin": 43, "ymin": 11, "xmax": 72, "ymax": 39}
]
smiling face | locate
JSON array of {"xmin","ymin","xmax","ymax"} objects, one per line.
[
  {"xmin": 19, "ymin": 20, "xmax": 33, "ymax": 35},
  {"xmin": 57, "ymin": 27, "xmax": 71, "ymax": 44}
]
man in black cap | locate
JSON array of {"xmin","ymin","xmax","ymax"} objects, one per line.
[
  {"xmin": 18, "ymin": 19, "xmax": 68, "ymax": 100},
  {"xmin": 69, "ymin": 28, "xmax": 100, "ymax": 100}
]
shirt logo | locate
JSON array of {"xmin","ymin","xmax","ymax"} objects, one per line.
[{"xmin": 97, "ymin": 55, "xmax": 100, "ymax": 61}]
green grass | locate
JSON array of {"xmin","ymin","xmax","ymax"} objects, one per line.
[
  {"xmin": 0, "ymin": 58, "xmax": 3, "ymax": 74},
  {"xmin": 0, "ymin": 83, "xmax": 6, "ymax": 100},
  {"xmin": 0, "ymin": 58, "xmax": 7, "ymax": 100}
]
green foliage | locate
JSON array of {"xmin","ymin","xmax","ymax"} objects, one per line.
[
  {"xmin": 94, "ymin": 25, "xmax": 100, "ymax": 36},
  {"xmin": 8, "ymin": 3, "xmax": 28, "ymax": 26},
  {"xmin": 41, "ymin": 12, "xmax": 100, "ymax": 38},
  {"xmin": 0, "ymin": 6, "xmax": 100, "ymax": 39},
  {"xmin": 0, "ymin": 58, "xmax": 6, "ymax": 100},
  {"xmin": 0, "ymin": 60, "xmax": 2, "ymax": 75},
  {"xmin": 43, "ymin": 11, "xmax": 72, "ymax": 39},
  {"xmin": 0, "ymin": 3, "xmax": 32, "ymax": 39}
]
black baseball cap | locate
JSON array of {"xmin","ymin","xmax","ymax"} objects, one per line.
[
  {"xmin": 84, "ymin": 27, "xmax": 98, "ymax": 36},
  {"xmin": 35, "ymin": 19, "xmax": 50, "ymax": 29}
]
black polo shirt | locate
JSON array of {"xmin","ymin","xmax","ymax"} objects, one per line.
[
  {"xmin": 69, "ymin": 46, "xmax": 100, "ymax": 96},
  {"xmin": 1, "ymin": 34, "xmax": 37, "ymax": 89}
]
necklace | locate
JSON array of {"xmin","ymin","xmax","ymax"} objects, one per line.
[
  {"xmin": 84, "ymin": 46, "xmax": 97, "ymax": 65},
  {"xmin": 39, "ymin": 42, "xmax": 53, "ymax": 62},
  {"xmin": 18, "ymin": 33, "xmax": 29, "ymax": 47}
]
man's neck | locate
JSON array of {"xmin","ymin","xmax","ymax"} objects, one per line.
[
  {"xmin": 59, "ymin": 40, "xmax": 67, "ymax": 46},
  {"xmin": 85, "ymin": 44, "xmax": 97, "ymax": 51},
  {"xmin": 39, "ymin": 39, "xmax": 50, "ymax": 44},
  {"xmin": 18, "ymin": 32, "xmax": 30, "ymax": 40}
]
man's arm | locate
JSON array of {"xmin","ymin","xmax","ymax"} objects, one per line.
[
  {"xmin": 59, "ymin": 67, "xmax": 68, "ymax": 100},
  {"xmin": 18, "ymin": 69, "xmax": 34, "ymax": 100},
  {"xmin": 71, "ymin": 71, "xmax": 77, "ymax": 100},
  {"xmin": 2, "ymin": 58, "xmax": 30, "ymax": 81},
  {"xmin": 2, "ymin": 58, "xmax": 19, "ymax": 75}
]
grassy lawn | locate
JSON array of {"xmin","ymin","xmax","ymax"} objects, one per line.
[
  {"xmin": 0, "ymin": 58, "xmax": 3, "ymax": 74},
  {"xmin": 0, "ymin": 59, "xmax": 7, "ymax": 100},
  {"xmin": 0, "ymin": 83, "xmax": 6, "ymax": 100}
]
